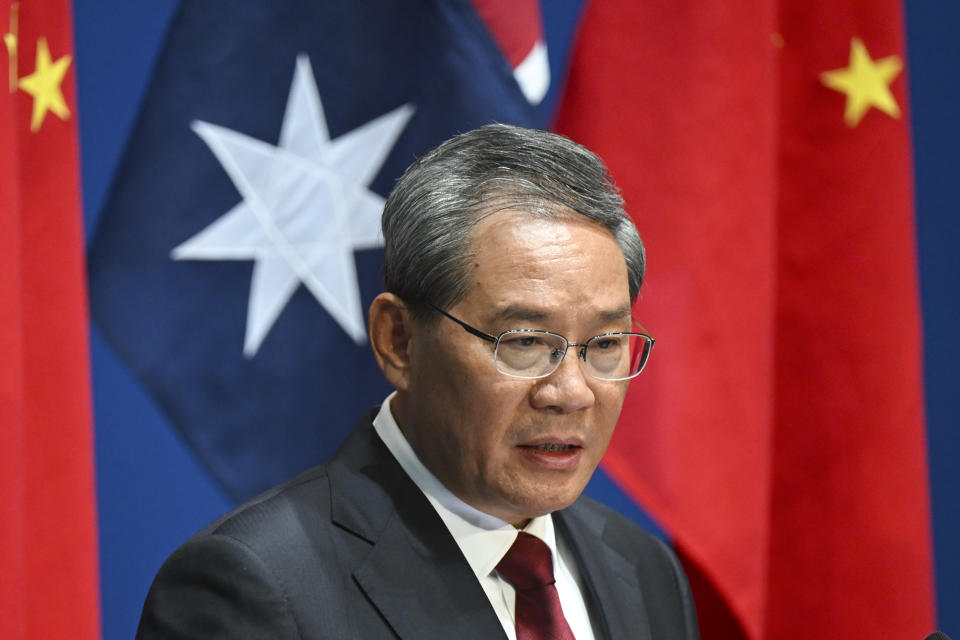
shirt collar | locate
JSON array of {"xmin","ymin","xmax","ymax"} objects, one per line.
[{"xmin": 372, "ymin": 392, "xmax": 559, "ymax": 581}]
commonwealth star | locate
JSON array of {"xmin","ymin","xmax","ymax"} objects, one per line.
[{"xmin": 172, "ymin": 55, "xmax": 414, "ymax": 356}]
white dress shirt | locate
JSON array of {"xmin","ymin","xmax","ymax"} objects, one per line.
[{"xmin": 373, "ymin": 392, "xmax": 597, "ymax": 640}]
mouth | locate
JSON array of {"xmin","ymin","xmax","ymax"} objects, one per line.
[
  {"xmin": 519, "ymin": 443, "xmax": 581, "ymax": 453},
  {"xmin": 517, "ymin": 439, "xmax": 584, "ymax": 470}
]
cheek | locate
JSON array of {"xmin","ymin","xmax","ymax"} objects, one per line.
[
  {"xmin": 595, "ymin": 386, "xmax": 628, "ymax": 435},
  {"xmin": 462, "ymin": 386, "xmax": 535, "ymax": 460},
  {"xmin": 464, "ymin": 396, "xmax": 517, "ymax": 449},
  {"xmin": 429, "ymin": 373, "xmax": 517, "ymax": 449}
]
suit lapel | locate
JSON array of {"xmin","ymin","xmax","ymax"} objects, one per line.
[
  {"xmin": 353, "ymin": 507, "xmax": 508, "ymax": 640},
  {"xmin": 556, "ymin": 504, "xmax": 654, "ymax": 640},
  {"xmin": 328, "ymin": 417, "xmax": 507, "ymax": 640}
]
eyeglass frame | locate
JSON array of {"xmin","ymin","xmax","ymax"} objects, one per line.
[{"xmin": 425, "ymin": 302, "xmax": 655, "ymax": 381}]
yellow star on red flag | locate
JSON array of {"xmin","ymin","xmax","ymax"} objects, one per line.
[
  {"xmin": 820, "ymin": 37, "xmax": 902, "ymax": 128},
  {"xmin": 18, "ymin": 36, "xmax": 72, "ymax": 131}
]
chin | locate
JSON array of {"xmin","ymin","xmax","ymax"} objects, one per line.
[{"xmin": 506, "ymin": 489, "xmax": 584, "ymax": 522}]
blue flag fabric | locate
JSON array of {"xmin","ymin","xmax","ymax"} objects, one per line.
[{"xmin": 88, "ymin": 0, "xmax": 556, "ymax": 501}]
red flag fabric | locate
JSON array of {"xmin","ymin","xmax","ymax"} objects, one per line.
[
  {"xmin": 471, "ymin": 0, "xmax": 550, "ymax": 106},
  {"xmin": 0, "ymin": 1, "xmax": 100, "ymax": 638},
  {"xmin": 470, "ymin": 0, "xmax": 541, "ymax": 68},
  {"xmin": 555, "ymin": 1, "xmax": 934, "ymax": 638}
]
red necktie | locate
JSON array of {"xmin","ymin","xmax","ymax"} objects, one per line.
[{"xmin": 496, "ymin": 532, "xmax": 576, "ymax": 640}]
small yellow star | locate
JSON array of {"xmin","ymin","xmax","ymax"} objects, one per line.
[
  {"xmin": 18, "ymin": 36, "xmax": 72, "ymax": 132},
  {"xmin": 820, "ymin": 37, "xmax": 902, "ymax": 128}
]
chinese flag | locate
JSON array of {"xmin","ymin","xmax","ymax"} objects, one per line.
[
  {"xmin": 556, "ymin": 0, "xmax": 934, "ymax": 638},
  {"xmin": 0, "ymin": 1, "xmax": 100, "ymax": 638}
]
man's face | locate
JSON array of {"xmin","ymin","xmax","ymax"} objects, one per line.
[{"xmin": 395, "ymin": 209, "xmax": 634, "ymax": 526}]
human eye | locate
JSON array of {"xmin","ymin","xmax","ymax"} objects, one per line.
[
  {"xmin": 586, "ymin": 333, "xmax": 628, "ymax": 376},
  {"xmin": 500, "ymin": 333, "xmax": 548, "ymax": 349},
  {"xmin": 593, "ymin": 335, "xmax": 624, "ymax": 350},
  {"xmin": 496, "ymin": 331, "xmax": 557, "ymax": 374}
]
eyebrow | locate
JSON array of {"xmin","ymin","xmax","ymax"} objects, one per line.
[
  {"xmin": 597, "ymin": 305, "xmax": 634, "ymax": 324},
  {"xmin": 488, "ymin": 304, "xmax": 633, "ymax": 327},
  {"xmin": 488, "ymin": 305, "xmax": 550, "ymax": 325}
]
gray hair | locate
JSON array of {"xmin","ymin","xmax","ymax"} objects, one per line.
[{"xmin": 381, "ymin": 124, "xmax": 645, "ymax": 318}]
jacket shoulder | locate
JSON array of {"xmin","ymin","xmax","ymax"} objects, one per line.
[
  {"xmin": 195, "ymin": 463, "xmax": 333, "ymax": 547},
  {"xmin": 567, "ymin": 494, "xmax": 667, "ymax": 557},
  {"xmin": 137, "ymin": 465, "xmax": 350, "ymax": 639},
  {"xmin": 564, "ymin": 495, "xmax": 701, "ymax": 640}
]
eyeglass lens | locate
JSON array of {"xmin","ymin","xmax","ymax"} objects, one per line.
[{"xmin": 494, "ymin": 331, "xmax": 649, "ymax": 380}]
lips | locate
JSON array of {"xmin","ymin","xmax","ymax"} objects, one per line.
[
  {"xmin": 522, "ymin": 443, "xmax": 579, "ymax": 453},
  {"xmin": 517, "ymin": 438, "xmax": 584, "ymax": 470}
]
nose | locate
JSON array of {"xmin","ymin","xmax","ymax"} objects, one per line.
[{"xmin": 529, "ymin": 348, "xmax": 596, "ymax": 414}]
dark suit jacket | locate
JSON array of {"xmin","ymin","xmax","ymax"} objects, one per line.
[{"xmin": 137, "ymin": 412, "xmax": 700, "ymax": 639}]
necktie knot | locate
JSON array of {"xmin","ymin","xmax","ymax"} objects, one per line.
[{"xmin": 496, "ymin": 532, "xmax": 557, "ymax": 591}]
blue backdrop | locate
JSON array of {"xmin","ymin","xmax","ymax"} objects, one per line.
[{"xmin": 72, "ymin": 2, "xmax": 958, "ymax": 638}]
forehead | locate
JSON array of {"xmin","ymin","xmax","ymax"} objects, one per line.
[{"xmin": 460, "ymin": 209, "xmax": 631, "ymax": 325}]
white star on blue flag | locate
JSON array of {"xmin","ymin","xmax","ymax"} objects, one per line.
[{"xmin": 172, "ymin": 55, "xmax": 414, "ymax": 356}]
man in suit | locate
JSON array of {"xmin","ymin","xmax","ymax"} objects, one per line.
[{"xmin": 137, "ymin": 124, "xmax": 700, "ymax": 639}]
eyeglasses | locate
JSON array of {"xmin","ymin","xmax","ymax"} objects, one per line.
[{"xmin": 427, "ymin": 303, "xmax": 654, "ymax": 381}]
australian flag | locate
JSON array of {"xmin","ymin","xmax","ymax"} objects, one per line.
[{"xmin": 87, "ymin": 0, "xmax": 565, "ymax": 501}]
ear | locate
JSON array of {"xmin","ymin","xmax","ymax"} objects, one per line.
[{"xmin": 368, "ymin": 292, "xmax": 416, "ymax": 391}]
